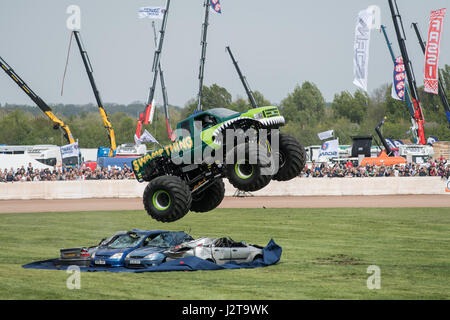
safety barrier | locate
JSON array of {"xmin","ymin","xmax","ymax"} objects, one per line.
[{"xmin": 0, "ymin": 177, "xmax": 447, "ymax": 200}]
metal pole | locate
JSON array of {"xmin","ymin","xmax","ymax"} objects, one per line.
[
  {"xmin": 73, "ymin": 31, "xmax": 117, "ymax": 155},
  {"xmin": 196, "ymin": 0, "xmax": 210, "ymax": 112},
  {"xmin": 226, "ymin": 46, "xmax": 258, "ymax": 109},
  {"xmin": 143, "ymin": 0, "xmax": 171, "ymax": 124},
  {"xmin": 152, "ymin": 21, "xmax": 174, "ymax": 140},
  {"xmin": 388, "ymin": 0, "xmax": 426, "ymax": 144}
]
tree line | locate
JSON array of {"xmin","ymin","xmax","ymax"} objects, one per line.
[{"xmin": 1, "ymin": 64, "xmax": 449, "ymax": 148}]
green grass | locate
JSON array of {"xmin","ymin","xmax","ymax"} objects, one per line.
[{"xmin": 0, "ymin": 207, "xmax": 449, "ymax": 300}]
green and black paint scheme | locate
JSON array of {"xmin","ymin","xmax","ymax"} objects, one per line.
[
  {"xmin": 132, "ymin": 106, "xmax": 284, "ymax": 180},
  {"xmin": 132, "ymin": 105, "xmax": 305, "ymax": 223}
]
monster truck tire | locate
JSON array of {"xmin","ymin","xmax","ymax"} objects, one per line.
[
  {"xmin": 143, "ymin": 175, "xmax": 192, "ymax": 223},
  {"xmin": 225, "ymin": 143, "xmax": 273, "ymax": 192},
  {"xmin": 191, "ymin": 179, "xmax": 225, "ymax": 213},
  {"xmin": 273, "ymin": 133, "xmax": 306, "ymax": 181}
]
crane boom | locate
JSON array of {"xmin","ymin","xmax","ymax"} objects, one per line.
[
  {"xmin": 380, "ymin": 25, "xmax": 421, "ymax": 143},
  {"xmin": 388, "ymin": 0, "xmax": 426, "ymax": 145},
  {"xmin": 196, "ymin": 0, "xmax": 210, "ymax": 112},
  {"xmin": 380, "ymin": 25, "xmax": 415, "ymax": 118},
  {"xmin": 152, "ymin": 22, "xmax": 175, "ymax": 141},
  {"xmin": 226, "ymin": 46, "xmax": 258, "ymax": 109},
  {"xmin": 72, "ymin": 31, "xmax": 117, "ymax": 156},
  {"xmin": 144, "ymin": 0, "xmax": 170, "ymax": 125},
  {"xmin": 0, "ymin": 56, "xmax": 75, "ymax": 144}
]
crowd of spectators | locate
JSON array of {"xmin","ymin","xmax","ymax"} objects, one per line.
[
  {"xmin": 1, "ymin": 158, "xmax": 450, "ymax": 183},
  {"xmin": 0, "ymin": 163, "xmax": 135, "ymax": 182},
  {"xmin": 301, "ymin": 158, "xmax": 450, "ymax": 179}
]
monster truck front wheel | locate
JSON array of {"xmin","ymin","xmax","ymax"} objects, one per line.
[
  {"xmin": 273, "ymin": 133, "xmax": 306, "ymax": 181},
  {"xmin": 143, "ymin": 175, "xmax": 192, "ymax": 223},
  {"xmin": 191, "ymin": 179, "xmax": 225, "ymax": 213},
  {"xmin": 225, "ymin": 143, "xmax": 273, "ymax": 192}
]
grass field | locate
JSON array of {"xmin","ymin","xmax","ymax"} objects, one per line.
[{"xmin": 0, "ymin": 207, "xmax": 449, "ymax": 300}]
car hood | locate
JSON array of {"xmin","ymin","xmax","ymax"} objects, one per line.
[
  {"xmin": 94, "ymin": 247, "xmax": 132, "ymax": 258},
  {"xmin": 127, "ymin": 247, "xmax": 167, "ymax": 258}
]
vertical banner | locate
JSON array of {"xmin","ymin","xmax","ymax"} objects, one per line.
[
  {"xmin": 391, "ymin": 56, "xmax": 406, "ymax": 100},
  {"xmin": 353, "ymin": 9, "xmax": 374, "ymax": 92},
  {"xmin": 424, "ymin": 8, "xmax": 446, "ymax": 94}
]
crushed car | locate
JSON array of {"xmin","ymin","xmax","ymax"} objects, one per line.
[
  {"xmin": 165, "ymin": 237, "xmax": 264, "ymax": 265},
  {"xmin": 91, "ymin": 229, "xmax": 166, "ymax": 267},
  {"xmin": 124, "ymin": 231, "xmax": 193, "ymax": 268}
]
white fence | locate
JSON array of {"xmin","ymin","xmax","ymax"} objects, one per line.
[{"xmin": 0, "ymin": 177, "xmax": 447, "ymax": 200}]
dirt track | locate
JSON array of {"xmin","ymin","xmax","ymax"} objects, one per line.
[{"xmin": 0, "ymin": 195, "xmax": 448, "ymax": 214}]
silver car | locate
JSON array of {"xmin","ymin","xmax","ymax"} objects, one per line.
[{"xmin": 165, "ymin": 237, "xmax": 264, "ymax": 265}]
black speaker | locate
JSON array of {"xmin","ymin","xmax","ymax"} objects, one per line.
[{"xmin": 351, "ymin": 136, "xmax": 372, "ymax": 157}]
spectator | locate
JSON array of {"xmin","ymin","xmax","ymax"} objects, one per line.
[
  {"xmin": 2, "ymin": 159, "xmax": 448, "ymax": 183},
  {"xmin": 297, "ymin": 159, "xmax": 449, "ymax": 179}
]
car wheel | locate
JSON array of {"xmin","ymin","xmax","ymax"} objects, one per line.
[{"xmin": 253, "ymin": 254, "xmax": 263, "ymax": 261}]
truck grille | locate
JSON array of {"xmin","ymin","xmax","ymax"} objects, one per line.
[{"xmin": 262, "ymin": 108, "xmax": 280, "ymax": 118}]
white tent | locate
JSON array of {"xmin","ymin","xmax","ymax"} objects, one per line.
[{"xmin": 0, "ymin": 154, "xmax": 53, "ymax": 171}]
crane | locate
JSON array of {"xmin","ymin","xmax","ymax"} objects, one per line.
[
  {"xmin": 0, "ymin": 56, "xmax": 75, "ymax": 145},
  {"xmin": 388, "ymin": 0, "xmax": 426, "ymax": 145},
  {"xmin": 195, "ymin": 0, "xmax": 211, "ymax": 113},
  {"xmin": 72, "ymin": 30, "xmax": 117, "ymax": 156},
  {"xmin": 151, "ymin": 21, "xmax": 176, "ymax": 142},
  {"xmin": 225, "ymin": 46, "xmax": 258, "ymax": 109},
  {"xmin": 137, "ymin": 0, "xmax": 171, "ymax": 138},
  {"xmin": 380, "ymin": 25, "xmax": 419, "ymax": 142}
]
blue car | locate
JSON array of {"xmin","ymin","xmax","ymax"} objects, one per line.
[
  {"xmin": 124, "ymin": 231, "xmax": 193, "ymax": 268},
  {"xmin": 91, "ymin": 229, "xmax": 166, "ymax": 267}
]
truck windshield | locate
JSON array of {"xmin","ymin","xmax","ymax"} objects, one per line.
[{"xmin": 208, "ymin": 108, "xmax": 239, "ymax": 118}]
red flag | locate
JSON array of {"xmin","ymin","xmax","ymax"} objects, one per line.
[{"xmin": 424, "ymin": 8, "xmax": 446, "ymax": 95}]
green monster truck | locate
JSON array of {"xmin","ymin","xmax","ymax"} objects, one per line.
[{"xmin": 132, "ymin": 106, "xmax": 306, "ymax": 223}]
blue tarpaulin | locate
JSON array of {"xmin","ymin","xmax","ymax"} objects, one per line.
[{"xmin": 22, "ymin": 239, "xmax": 282, "ymax": 273}]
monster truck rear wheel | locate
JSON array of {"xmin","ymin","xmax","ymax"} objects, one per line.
[
  {"xmin": 143, "ymin": 175, "xmax": 192, "ymax": 223},
  {"xmin": 191, "ymin": 179, "xmax": 225, "ymax": 213},
  {"xmin": 225, "ymin": 143, "xmax": 273, "ymax": 192},
  {"xmin": 273, "ymin": 133, "xmax": 306, "ymax": 181}
]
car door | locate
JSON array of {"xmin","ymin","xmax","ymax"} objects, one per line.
[
  {"xmin": 212, "ymin": 247, "xmax": 231, "ymax": 264},
  {"xmin": 231, "ymin": 245, "xmax": 251, "ymax": 262},
  {"xmin": 211, "ymin": 239, "xmax": 231, "ymax": 264}
]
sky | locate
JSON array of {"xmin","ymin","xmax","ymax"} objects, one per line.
[{"xmin": 0, "ymin": 0, "xmax": 449, "ymax": 108}]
